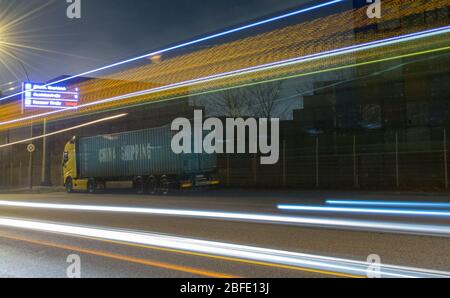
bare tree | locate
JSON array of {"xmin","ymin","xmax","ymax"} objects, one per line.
[
  {"xmin": 245, "ymin": 81, "xmax": 283, "ymax": 119},
  {"xmin": 208, "ymin": 88, "xmax": 248, "ymax": 118}
]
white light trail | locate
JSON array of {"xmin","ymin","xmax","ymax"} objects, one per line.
[
  {"xmin": 0, "ymin": 200, "xmax": 449, "ymax": 237},
  {"xmin": 278, "ymin": 205, "xmax": 450, "ymax": 217},
  {"xmin": 0, "ymin": 217, "xmax": 449, "ymax": 278},
  {"xmin": 0, "ymin": 113, "xmax": 127, "ymax": 149}
]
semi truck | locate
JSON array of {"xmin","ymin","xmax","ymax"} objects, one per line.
[{"xmin": 62, "ymin": 124, "xmax": 220, "ymax": 194}]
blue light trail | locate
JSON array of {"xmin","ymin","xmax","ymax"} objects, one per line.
[{"xmin": 327, "ymin": 200, "xmax": 450, "ymax": 209}]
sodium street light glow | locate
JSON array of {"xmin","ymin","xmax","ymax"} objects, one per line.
[
  {"xmin": 326, "ymin": 200, "xmax": 450, "ymax": 209},
  {"xmin": 0, "ymin": 0, "xmax": 346, "ymax": 102},
  {"xmin": 0, "ymin": 113, "xmax": 127, "ymax": 149},
  {"xmin": 1, "ymin": 25, "xmax": 449, "ymax": 128},
  {"xmin": 0, "ymin": 216, "xmax": 449, "ymax": 278},
  {"xmin": 278, "ymin": 205, "xmax": 450, "ymax": 217},
  {"xmin": 0, "ymin": 200, "xmax": 450, "ymax": 237}
]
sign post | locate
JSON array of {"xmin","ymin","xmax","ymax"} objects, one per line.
[
  {"xmin": 41, "ymin": 118, "xmax": 48, "ymax": 186},
  {"xmin": 27, "ymin": 143, "xmax": 35, "ymax": 190}
]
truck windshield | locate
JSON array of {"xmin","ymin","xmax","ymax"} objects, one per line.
[{"xmin": 62, "ymin": 152, "xmax": 69, "ymax": 165}]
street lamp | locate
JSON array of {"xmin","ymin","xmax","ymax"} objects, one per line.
[{"xmin": 8, "ymin": 52, "xmax": 30, "ymax": 82}]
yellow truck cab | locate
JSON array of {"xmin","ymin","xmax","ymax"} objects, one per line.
[{"xmin": 62, "ymin": 137, "xmax": 90, "ymax": 193}]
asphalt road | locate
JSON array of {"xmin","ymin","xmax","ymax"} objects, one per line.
[{"xmin": 0, "ymin": 189, "xmax": 449, "ymax": 278}]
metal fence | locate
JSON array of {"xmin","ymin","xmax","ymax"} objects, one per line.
[
  {"xmin": 0, "ymin": 128, "xmax": 449, "ymax": 191},
  {"xmin": 218, "ymin": 128, "xmax": 450, "ymax": 191}
]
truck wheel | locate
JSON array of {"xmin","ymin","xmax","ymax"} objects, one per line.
[
  {"xmin": 148, "ymin": 177, "xmax": 157, "ymax": 195},
  {"xmin": 134, "ymin": 178, "xmax": 145, "ymax": 195},
  {"xmin": 87, "ymin": 180, "xmax": 96, "ymax": 194},
  {"xmin": 66, "ymin": 178, "xmax": 74, "ymax": 194},
  {"xmin": 160, "ymin": 177, "xmax": 170, "ymax": 195}
]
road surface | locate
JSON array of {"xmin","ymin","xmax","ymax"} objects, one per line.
[{"xmin": 0, "ymin": 190, "xmax": 449, "ymax": 278}]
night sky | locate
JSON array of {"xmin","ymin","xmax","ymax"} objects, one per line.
[{"xmin": 0, "ymin": 0, "xmax": 307, "ymax": 85}]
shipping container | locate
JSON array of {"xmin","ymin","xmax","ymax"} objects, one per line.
[{"xmin": 62, "ymin": 124, "xmax": 219, "ymax": 194}]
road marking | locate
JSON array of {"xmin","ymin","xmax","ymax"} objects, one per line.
[{"xmin": 0, "ymin": 233, "xmax": 237, "ymax": 278}]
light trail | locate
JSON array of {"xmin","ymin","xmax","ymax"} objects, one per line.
[
  {"xmin": 327, "ymin": 200, "xmax": 450, "ymax": 209},
  {"xmin": 0, "ymin": 81, "xmax": 16, "ymax": 88},
  {"xmin": 1, "ymin": 25, "xmax": 449, "ymax": 128},
  {"xmin": 0, "ymin": 217, "xmax": 449, "ymax": 278},
  {"xmin": 0, "ymin": 0, "xmax": 345, "ymax": 102},
  {"xmin": 0, "ymin": 113, "xmax": 127, "ymax": 149},
  {"xmin": 278, "ymin": 205, "xmax": 450, "ymax": 217},
  {"xmin": 0, "ymin": 200, "xmax": 450, "ymax": 237}
]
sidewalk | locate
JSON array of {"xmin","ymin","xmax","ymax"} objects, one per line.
[
  {"xmin": 0, "ymin": 186, "xmax": 65, "ymax": 194},
  {"xmin": 0, "ymin": 186, "xmax": 449, "ymax": 198}
]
